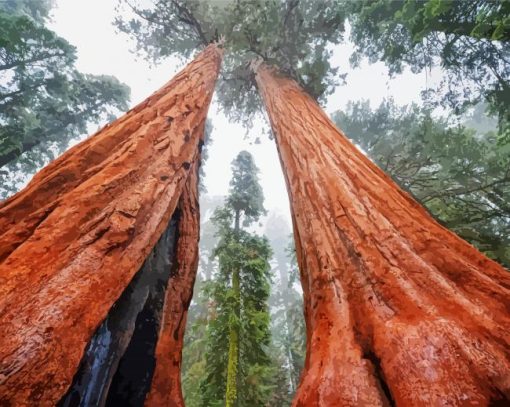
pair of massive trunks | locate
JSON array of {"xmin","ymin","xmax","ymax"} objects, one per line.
[{"xmin": 1, "ymin": 44, "xmax": 509, "ymax": 406}]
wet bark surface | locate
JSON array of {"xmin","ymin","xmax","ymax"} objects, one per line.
[
  {"xmin": 254, "ymin": 62, "xmax": 510, "ymax": 407},
  {"xmin": 0, "ymin": 44, "xmax": 222, "ymax": 406}
]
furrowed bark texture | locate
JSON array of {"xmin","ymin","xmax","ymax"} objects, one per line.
[
  {"xmin": 254, "ymin": 63, "xmax": 510, "ymax": 407},
  {"xmin": 145, "ymin": 159, "xmax": 201, "ymax": 407},
  {"xmin": 0, "ymin": 44, "xmax": 222, "ymax": 406}
]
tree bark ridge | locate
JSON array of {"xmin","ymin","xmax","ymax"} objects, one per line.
[{"xmin": 145, "ymin": 157, "xmax": 201, "ymax": 407}]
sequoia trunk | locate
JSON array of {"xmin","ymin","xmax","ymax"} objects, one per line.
[
  {"xmin": 254, "ymin": 62, "xmax": 510, "ymax": 406},
  {"xmin": 0, "ymin": 44, "xmax": 222, "ymax": 406}
]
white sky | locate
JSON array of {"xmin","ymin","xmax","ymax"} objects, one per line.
[{"xmin": 48, "ymin": 0, "xmax": 442, "ymax": 227}]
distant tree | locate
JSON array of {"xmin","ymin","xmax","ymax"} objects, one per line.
[
  {"xmin": 265, "ymin": 215, "xmax": 305, "ymax": 403},
  {"xmin": 346, "ymin": 0, "xmax": 510, "ymax": 144},
  {"xmin": 0, "ymin": 1, "xmax": 130, "ymax": 195},
  {"xmin": 266, "ymin": 353, "xmax": 293, "ymax": 407},
  {"xmin": 115, "ymin": 0, "xmax": 345, "ymax": 125},
  {"xmin": 333, "ymin": 99, "xmax": 510, "ymax": 268},
  {"xmin": 182, "ymin": 308, "xmax": 208, "ymax": 407},
  {"xmin": 199, "ymin": 151, "xmax": 273, "ymax": 407}
]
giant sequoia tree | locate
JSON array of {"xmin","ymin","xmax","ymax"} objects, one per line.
[
  {"xmin": 254, "ymin": 61, "xmax": 510, "ymax": 406},
  {"xmin": 0, "ymin": 43, "xmax": 222, "ymax": 406}
]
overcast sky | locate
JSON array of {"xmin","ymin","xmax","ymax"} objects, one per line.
[{"xmin": 48, "ymin": 0, "xmax": 441, "ymax": 228}]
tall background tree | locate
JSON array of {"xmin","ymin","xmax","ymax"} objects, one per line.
[
  {"xmin": 0, "ymin": 0, "xmax": 130, "ymax": 197},
  {"xmin": 198, "ymin": 151, "xmax": 273, "ymax": 407},
  {"xmin": 183, "ymin": 209, "xmax": 306, "ymax": 407},
  {"xmin": 254, "ymin": 57, "xmax": 510, "ymax": 406}
]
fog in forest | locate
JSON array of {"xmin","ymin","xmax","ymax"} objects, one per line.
[{"xmin": 1, "ymin": 0, "xmax": 509, "ymax": 406}]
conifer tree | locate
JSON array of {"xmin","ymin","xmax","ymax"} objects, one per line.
[
  {"xmin": 253, "ymin": 60, "xmax": 510, "ymax": 407},
  {"xmin": 0, "ymin": 0, "xmax": 130, "ymax": 196},
  {"xmin": 200, "ymin": 151, "xmax": 273, "ymax": 407}
]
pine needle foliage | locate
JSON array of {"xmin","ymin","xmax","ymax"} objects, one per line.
[{"xmin": 199, "ymin": 151, "xmax": 274, "ymax": 407}]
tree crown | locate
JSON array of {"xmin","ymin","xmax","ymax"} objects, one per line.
[
  {"xmin": 115, "ymin": 0, "xmax": 345, "ymax": 125},
  {"xmin": 213, "ymin": 150, "xmax": 266, "ymax": 230}
]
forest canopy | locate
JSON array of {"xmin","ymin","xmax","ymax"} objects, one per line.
[
  {"xmin": 116, "ymin": 0, "xmax": 510, "ymax": 142},
  {"xmin": 115, "ymin": 0, "xmax": 345, "ymax": 124}
]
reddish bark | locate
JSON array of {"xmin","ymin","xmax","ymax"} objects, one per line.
[
  {"xmin": 0, "ymin": 44, "xmax": 222, "ymax": 406},
  {"xmin": 145, "ymin": 158, "xmax": 201, "ymax": 407},
  {"xmin": 254, "ymin": 63, "xmax": 510, "ymax": 406}
]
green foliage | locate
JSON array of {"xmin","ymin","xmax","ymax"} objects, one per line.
[
  {"xmin": 115, "ymin": 0, "xmax": 345, "ymax": 125},
  {"xmin": 266, "ymin": 354, "xmax": 293, "ymax": 407},
  {"xmin": 333, "ymin": 99, "xmax": 510, "ymax": 268},
  {"xmin": 182, "ymin": 313, "xmax": 209, "ymax": 407},
  {"xmin": 0, "ymin": 0, "xmax": 55, "ymax": 23},
  {"xmin": 346, "ymin": 0, "xmax": 510, "ymax": 145},
  {"xmin": 227, "ymin": 150, "xmax": 266, "ymax": 225},
  {"xmin": 182, "ymin": 274, "xmax": 218, "ymax": 407},
  {"xmin": 0, "ymin": 1, "xmax": 130, "ymax": 196},
  {"xmin": 198, "ymin": 151, "xmax": 274, "ymax": 406},
  {"xmin": 200, "ymin": 230, "xmax": 273, "ymax": 406}
]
